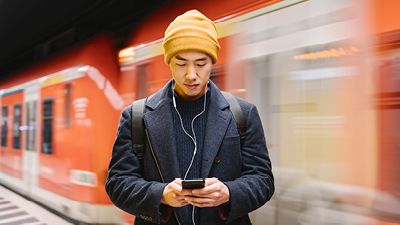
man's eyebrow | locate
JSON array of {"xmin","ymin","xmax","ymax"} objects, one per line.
[
  {"xmin": 175, "ymin": 55, "xmax": 187, "ymax": 61},
  {"xmin": 195, "ymin": 57, "xmax": 208, "ymax": 61},
  {"xmin": 175, "ymin": 55, "xmax": 208, "ymax": 62}
]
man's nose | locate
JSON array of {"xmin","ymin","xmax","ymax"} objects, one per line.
[{"xmin": 186, "ymin": 64, "xmax": 197, "ymax": 80}]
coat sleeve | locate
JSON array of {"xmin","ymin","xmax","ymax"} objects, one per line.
[
  {"xmin": 105, "ymin": 106, "xmax": 167, "ymax": 224},
  {"xmin": 224, "ymin": 103, "xmax": 275, "ymax": 223}
]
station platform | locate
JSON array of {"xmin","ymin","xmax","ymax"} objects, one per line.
[{"xmin": 0, "ymin": 185, "xmax": 72, "ymax": 225}]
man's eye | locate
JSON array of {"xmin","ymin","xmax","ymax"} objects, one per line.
[
  {"xmin": 176, "ymin": 63, "xmax": 186, "ymax": 66},
  {"xmin": 197, "ymin": 64, "xmax": 206, "ymax": 67}
]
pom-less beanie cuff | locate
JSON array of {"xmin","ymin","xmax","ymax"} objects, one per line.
[{"xmin": 163, "ymin": 35, "xmax": 219, "ymax": 64}]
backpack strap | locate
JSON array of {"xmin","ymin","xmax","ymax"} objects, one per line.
[
  {"xmin": 221, "ymin": 91, "xmax": 246, "ymax": 144},
  {"xmin": 131, "ymin": 98, "xmax": 146, "ymax": 161}
]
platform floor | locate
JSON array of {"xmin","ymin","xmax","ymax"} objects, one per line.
[{"xmin": 0, "ymin": 185, "xmax": 73, "ymax": 225}]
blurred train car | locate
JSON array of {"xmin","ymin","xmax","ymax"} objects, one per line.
[
  {"xmin": 227, "ymin": 0, "xmax": 400, "ymax": 224},
  {"xmin": 0, "ymin": 36, "xmax": 126, "ymax": 224},
  {"xmin": 120, "ymin": 0, "xmax": 400, "ymax": 224},
  {"xmin": 0, "ymin": 0, "xmax": 399, "ymax": 224}
]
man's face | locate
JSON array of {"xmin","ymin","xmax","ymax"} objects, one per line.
[{"xmin": 169, "ymin": 50, "xmax": 213, "ymax": 100}]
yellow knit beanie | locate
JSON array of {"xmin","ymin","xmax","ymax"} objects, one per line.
[{"xmin": 162, "ymin": 10, "xmax": 220, "ymax": 64}]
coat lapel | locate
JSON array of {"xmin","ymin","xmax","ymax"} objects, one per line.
[
  {"xmin": 143, "ymin": 81, "xmax": 180, "ymax": 182},
  {"xmin": 201, "ymin": 82, "xmax": 231, "ymax": 178}
]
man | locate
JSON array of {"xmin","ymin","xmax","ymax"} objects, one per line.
[{"xmin": 106, "ymin": 10, "xmax": 274, "ymax": 225}]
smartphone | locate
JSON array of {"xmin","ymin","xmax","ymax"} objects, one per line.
[{"xmin": 182, "ymin": 178, "xmax": 205, "ymax": 189}]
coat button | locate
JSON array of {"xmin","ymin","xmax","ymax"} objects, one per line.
[{"xmin": 213, "ymin": 156, "xmax": 221, "ymax": 164}]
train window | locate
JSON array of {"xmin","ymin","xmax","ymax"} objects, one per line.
[
  {"xmin": 64, "ymin": 83, "xmax": 71, "ymax": 128},
  {"xmin": 25, "ymin": 101, "xmax": 36, "ymax": 151},
  {"xmin": 42, "ymin": 98, "xmax": 53, "ymax": 154},
  {"xmin": 13, "ymin": 104, "xmax": 22, "ymax": 149},
  {"xmin": 1, "ymin": 106, "xmax": 8, "ymax": 147}
]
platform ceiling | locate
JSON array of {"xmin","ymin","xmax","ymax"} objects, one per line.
[{"xmin": 0, "ymin": 0, "xmax": 166, "ymax": 76}]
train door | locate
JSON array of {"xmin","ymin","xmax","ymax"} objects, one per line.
[
  {"xmin": 22, "ymin": 82, "xmax": 39, "ymax": 196},
  {"xmin": 0, "ymin": 89, "xmax": 24, "ymax": 180}
]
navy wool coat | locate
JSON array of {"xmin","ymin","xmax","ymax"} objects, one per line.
[{"xmin": 106, "ymin": 80, "xmax": 274, "ymax": 225}]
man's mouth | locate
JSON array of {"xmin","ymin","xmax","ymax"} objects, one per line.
[{"xmin": 184, "ymin": 84, "xmax": 199, "ymax": 89}]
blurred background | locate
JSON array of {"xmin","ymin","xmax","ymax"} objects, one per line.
[{"xmin": 0, "ymin": 0, "xmax": 399, "ymax": 224}]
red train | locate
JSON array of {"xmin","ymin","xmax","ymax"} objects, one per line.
[
  {"xmin": 0, "ymin": 36, "xmax": 124, "ymax": 224},
  {"xmin": 0, "ymin": 0, "xmax": 399, "ymax": 224}
]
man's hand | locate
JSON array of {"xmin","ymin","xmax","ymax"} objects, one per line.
[
  {"xmin": 161, "ymin": 179, "xmax": 192, "ymax": 207},
  {"xmin": 184, "ymin": 177, "xmax": 230, "ymax": 208}
]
